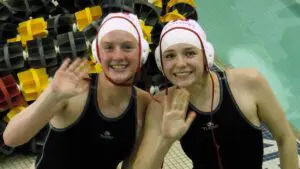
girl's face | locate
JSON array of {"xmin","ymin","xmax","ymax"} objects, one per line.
[
  {"xmin": 162, "ymin": 43, "xmax": 205, "ymax": 88},
  {"xmin": 99, "ymin": 30, "xmax": 140, "ymax": 84}
]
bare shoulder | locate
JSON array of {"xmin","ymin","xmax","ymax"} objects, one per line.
[
  {"xmin": 145, "ymin": 87, "xmax": 176, "ymax": 117},
  {"xmin": 50, "ymin": 91, "xmax": 89, "ymax": 129},
  {"xmin": 134, "ymin": 87, "xmax": 153, "ymax": 129},
  {"xmin": 153, "ymin": 86, "xmax": 177, "ymax": 102},
  {"xmin": 134, "ymin": 87, "xmax": 177, "ymax": 110},
  {"xmin": 225, "ymin": 68, "xmax": 266, "ymax": 91},
  {"xmin": 135, "ymin": 87, "xmax": 152, "ymax": 107},
  {"xmin": 224, "ymin": 68, "xmax": 268, "ymax": 127},
  {"xmin": 144, "ymin": 97, "xmax": 164, "ymax": 127}
]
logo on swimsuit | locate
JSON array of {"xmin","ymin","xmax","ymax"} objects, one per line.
[
  {"xmin": 100, "ymin": 131, "xmax": 114, "ymax": 140},
  {"xmin": 202, "ymin": 122, "xmax": 219, "ymax": 131}
]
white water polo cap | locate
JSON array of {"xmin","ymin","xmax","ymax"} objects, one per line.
[
  {"xmin": 91, "ymin": 12, "xmax": 149, "ymax": 67},
  {"xmin": 155, "ymin": 19, "xmax": 215, "ymax": 73}
]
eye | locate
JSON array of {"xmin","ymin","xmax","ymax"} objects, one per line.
[
  {"xmin": 103, "ymin": 44, "xmax": 113, "ymax": 51},
  {"xmin": 164, "ymin": 53, "xmax": 176, "ymax": 60},
  {"xmin": 122, "ymin": 44, "xmax": 134, "ymax": 51},
  {"xmin": 121, "ymin": 42, "xmax": 136, "ymax": 52},
  {"xmin": 185, "ymin": 51, "xmax": 197, "ymax": 57}
]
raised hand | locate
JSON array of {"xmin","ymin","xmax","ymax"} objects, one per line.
[
  {"xmin": 49, "ymin": 58, "xmax": 91, "ymax": 100},
  {"xmin": 161, "ymin": 88, "xmax": 196, "ymax": 142}
]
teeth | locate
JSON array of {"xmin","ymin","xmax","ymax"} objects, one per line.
[
  {"xmin": 111, "ymin": 65, "xmax": 127, "ymax": 69},
  {"xmin": 175, "ymin": 72, "xmax": 190, "ymax": 76}
]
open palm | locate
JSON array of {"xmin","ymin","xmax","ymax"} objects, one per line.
[
  {"xmin": 50, "ymin": 58, "xmax": 91, "ymax": 100},
  {"xmin": 161, "ymin": 89, "xmax": 196, "ymax": 141}
]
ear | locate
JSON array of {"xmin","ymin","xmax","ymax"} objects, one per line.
[
  {"xmin": 140, "ymin": 39, "xmax": 149, "ymax": 66},
  {"xmin": 91, "ymin": 38, "xmax": 100, "ymax": 63},
  {"xmin": 154, "ymin": 46, "xmax": 163, "ymax": 74},
  {"xmin": 204, "ymin": 41, "xmax": 215, "ymax": 69}
]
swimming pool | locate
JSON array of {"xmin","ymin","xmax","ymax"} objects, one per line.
[{"xmin": 196, "ymin": 0, "xmax": 300, "ymax": 130}]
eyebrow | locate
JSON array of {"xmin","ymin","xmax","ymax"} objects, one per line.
[
  {"xmin": 184, "ymin": 47, "xmax": 197, "ymax": 51},
  {"xmin": 164, "ymin": 47, "xmax": 197, "ymax": 54},
  {"xmin": 163, "ymin": 49, "xmax": 176, "ymax": 54},
  {"xmin": 102, "ymin": 40, "xmax": 135, "ymax": 44}
]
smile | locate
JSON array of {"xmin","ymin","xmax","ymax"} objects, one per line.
[
  {"xmin": 173, "ymin": 71, "xmax": 192, "ymax": 77},
  {"xmin": 109, "ymin": 64, "xmax": 129, "ymax": 70}
]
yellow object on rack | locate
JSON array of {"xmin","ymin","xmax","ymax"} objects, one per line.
[
  {"xmin": 88, "ymin": 52, "xmax": 103, "ymax": 73},
  {"xmin": 152, "ymin": 0, "xmax": 162, "ymax": 8},
  {"xmin": 87, "ymin": 60, "xmax": 103, "ymax": 74},
  {"xmin": 139, "ymin": 20, "xmax": 153, "ymax": 44},
  {"xmin": 3, "ymin": 106, "xmax": 25, "ymax": 123},
  {"xmin": 75, "ymin": 6, "xmax": 102, "ymax": 31},
  {"xmin": 17, "ymin": 18, "xmax": 48, "ymax": 47},
  {"xmin": 166, "ymin": 0, "xmax": 196, "ymax": 13},
  {"xmin": 160, "ymin": 9, "xmax": 186, "ymax": 23},
  {"xmin": 17, "ymin": 68, "xmax": 49, "ymax": 101},
  {"xmin": 7, "ymin": 35, "xmax": 21, "ymax": 43}
]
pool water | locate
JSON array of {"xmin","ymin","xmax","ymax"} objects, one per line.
[{"xmin": 196, "ymin": 0, "xmax": 300, "ymax": 130}]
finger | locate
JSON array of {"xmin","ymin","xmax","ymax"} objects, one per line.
[
  {"xmin": 184, "ymin": 111, "xmax": 197, "ymax": 130},
  {"xmin": 170, "ymin": 89, "xmax": 180, "ymax": 111},
  {"xmin": 59, "ymin": 58, "xmax": 71, "ymax": 71},
  {"xmin": 164, "ymin": 94, "xmax": 170, "ymax": 113},
  {"xmin": 179, "ymin": 89, "xmax": 189, "ymax": 108},
  {"xmin": 179, "ymin": 91, "xmax": 189, "ymax": 117},
  {"xmin": 66, "ymin": 58, "xmax": 82, "ymax": 72},
  {"xmin": 74, "ymin": 59, "xmax": 88, "ymax": 74},
  {"xmin": 171, "ymin": 89, "xmax": 187, "ymax": 111}
]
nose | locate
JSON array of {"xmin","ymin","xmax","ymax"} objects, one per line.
[
  {"xmin": 112, "ymin": 47, "xmax": 125, "ymax": 60},
  {"xmin": 175, "ymin": 55, "xmax": 187, "ymax": 68}
]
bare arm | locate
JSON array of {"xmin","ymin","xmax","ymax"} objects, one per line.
[
  {"xmin": 3, "ymin": 86, "xmax": 67, "ymax": 147},
  {"xmin": 121, "ymin": 122, "xmax": 144, "ymax": 169},
  {"xmin": 3, "ymin": 58, "xmax": 90, "ymax": 147},
  {"xmin": 122, "ymin": 89, "xmax": 152, "ymax": 169},
  {"xmin": 132, "ymin": 100, "xmax": 171, "ymax": 169},
  {"xmin": 132, "ymin": 89, "xmax": 196, "ymax": 169},
  {"xmin": 252, "ymin": 70, "xmax": 299, "ymax": 169}
]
